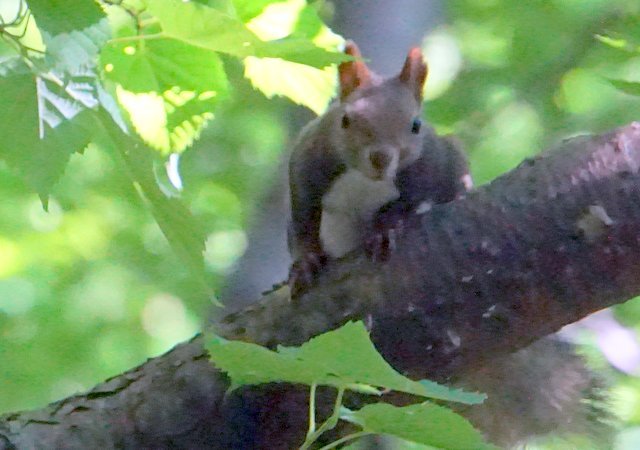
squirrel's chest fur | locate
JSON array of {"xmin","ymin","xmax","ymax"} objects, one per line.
[{"xmin": 320, "ymin": 169, "xmax": 399, "ymax": 258}]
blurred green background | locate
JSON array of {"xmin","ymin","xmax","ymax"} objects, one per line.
[{"xmin": 2, "ymin": 0, "xmax": 640, "ymax": 447}]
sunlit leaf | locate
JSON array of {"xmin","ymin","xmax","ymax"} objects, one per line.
[
  {"xmin": 117, "ymin": 89, "xmax": 168, "ymax": 148},
  {"xmin": 101, "ymin": 11, "xmax": 232, "ymax": 153},
  {"xmin": 233, "ymin": 0, "xmax": 285, "ymax": 21},
  {"xmin": 244, "ymin": 56, "xmax": 335, "ymax": 114},
  {"xmin": 245, "ymin": 0, "xmax": 305, "ymax": 40},
  {"xmin": 342, "ymin": 403, "xmax": 497, "ymax": 450},
  {"xmin": 116, "ymin": 86, "xmax": 218, "ymax": 154},
  {"xmin": 207, "ymin": 321, "xmax": 486, "ymax": 404}
]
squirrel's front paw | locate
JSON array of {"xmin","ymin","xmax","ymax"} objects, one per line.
[
  {"xmin": 364, "ymin": 219, "xmax": 405, "ymax": 262},
  {"xmin": 289, "ymin": 252, "xmax": 328, "ymax": 296}
]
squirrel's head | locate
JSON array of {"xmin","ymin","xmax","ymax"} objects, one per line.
[{"xmin": 337, "ymin": 42, "xmax": 428, "ymax": 181}]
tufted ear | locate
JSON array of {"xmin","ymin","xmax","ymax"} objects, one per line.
[
  {"xmin": 338, "ymin": 41, "xmax": 372, "ymax": 100},
  {"xmin": 398, "ymin": 47, "xmax": 428, "ymax": 101}
]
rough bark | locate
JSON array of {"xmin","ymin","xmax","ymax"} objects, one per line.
[{"xmin": 2, "ymin": 123, "xmax": 640, "ymax": 449}]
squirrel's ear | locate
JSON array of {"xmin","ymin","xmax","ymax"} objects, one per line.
[
  {"xmin": 338, "ymin": 41, "xmax": 372, "ymax": 100},
  {"xmin": 399, "ymin": 47, "xmax": 428, "ymax": 101}
]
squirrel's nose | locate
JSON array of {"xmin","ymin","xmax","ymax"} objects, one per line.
[{"xmin": 369, "ymin": 151, "xmax": 391, "ymax": 173}]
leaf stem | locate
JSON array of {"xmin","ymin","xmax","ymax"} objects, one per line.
[
  {"xmin": 307, "ymin": 383, "xmax": 317, "ymax": 436},
  {"xmin": 316, "ymin": 431, "xmax": 371, "ymax": 450},
  {"xmin": 299, "ymin": 386, "xmax": 345, "ymax": 450}
]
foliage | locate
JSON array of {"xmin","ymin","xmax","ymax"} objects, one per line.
[
  {"xmin": 208, "ymin": 321, "xmax": 485, "ymax": 403},
  {"xmin": 0, "ymin": 0, "xmax": 341, "ymax": 414},
  {"xmin": 207, "ymin": 321, "xmax": 493, "ymax": 449},
  {"xmin": 1, "ymin": 0, "xmax": 640, "ymax": 448},
  {"xmin": 342, "ymin": 403, "xmax": 494, "ymax": 450}
]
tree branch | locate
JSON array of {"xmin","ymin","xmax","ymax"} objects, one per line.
[
  {"xmin": 2, "ymin": 123, "xmax": 640, "ymax": 449},
  {"xmin": 220, "ymin": 122, "xmax": 640, "ymax": 380}
]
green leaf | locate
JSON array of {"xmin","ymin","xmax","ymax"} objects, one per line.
[
  {"xmin": 151, "ymin": 195, "xmax": 209, "ymax": 275},
  {"xmin": 0, "ymin": 71, "xmax": 100, "ymax": 197},
  {"xmin": 147, "ymin": 0, "xmax": 348, "ymax": 68},
  {"xmin": 607, "ymin": 79, "xmax": 640, "ymax": 97},
  {"xmin": 417, "ymin": 380, "xmax": 486, "ymax": 406},
  {"xmin": 27, "ymin": 0, "xmax": 105, "ymax": 36},
  {"xmin": 147, "ymin": 0, "xmax": 262, "ymax": 56},
  {"xmin": 255, "ymin": 37, "xmax": 349, "ymax": 68},
  {"xmin": 102, "ymin": 36, "xmax": 229, "ymax": 153},
  {"xmin": 101, "ymin": 39, "xmax": 228, "ymax": 93},
  {"xmin": 207, "ymin": 321, "xmax": 486, "ymax": 404},
  {"xmin": 97, "ymin": 110, "xmax": 218, "ymax": 306},
  {"xmin": 292, "ymin": 4, "xmax": 325, "ymax": 39},
  {"xmin": 342, "ymin": 403, "xmax": 497, "ymax": 450},
  {"xmin": 0, "ymin": 17, "xmax": 110, "ymax": 199}
]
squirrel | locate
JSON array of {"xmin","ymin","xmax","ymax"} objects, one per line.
[
  {"xmin": 285, "ymin": 44, "xmax": 612, "ymax": 447},
  {"xmin": 275, "ymin": 42, "xmax": 613, "ymax": 447},
  {"xmin": 288, "ymin": 42, "xmax": 471, "ymax": 294}
]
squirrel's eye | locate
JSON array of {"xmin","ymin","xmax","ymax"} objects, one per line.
[
  {"xmin": 341, "ymin": 114, "xmax": 351, "ymax": 129},
  {"xmin": 411, "ymin": 118, "xmax": 422, "ymax": 134}
]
